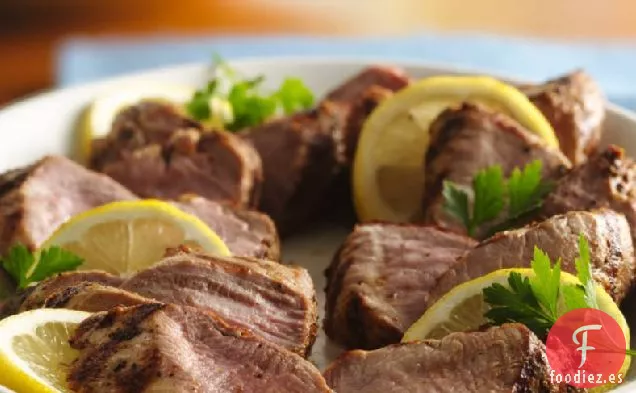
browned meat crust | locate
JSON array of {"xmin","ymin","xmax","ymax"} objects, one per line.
[
  {"xmin": 243, "ymin": 66, "xmax": 409, "ymax": 234},
  {"xmin": 521, "ymin": 70, "xmax": 605, "ymax": 164},
  {"xmin": 323, "ymin": 324, "xmax": 577, "ymax": 393},
  {"xmin": 68, "ymin": 304, "xmax": 333, "ymax": 393},
  {"xmin": 428, "ymin": 209, "xmax": 634, "ymax": 306},
  {"xmin": 423, "ymin": 103, "xmax": 571, "ymax": 238},
  {"xmin": 90, "ymin": 101, "xmax": 263, "ymax": 208},
  {"xmin": 0, "ymin": 155, "xmax": 137, "ymax": 253},
  {"xmin": 19, "ymin": 270, "xmax": 124, "ymax": 312},
  {"xmin": 540, "ymin": 145, "xmax": 636, "ymax": 249},
  {"xmin": 118, "ymin": 251, "xmax": 317, "ymax": 356},
  {"xmin": 324, "ymin": 223, "xmax": 476, "ymax": 349}
]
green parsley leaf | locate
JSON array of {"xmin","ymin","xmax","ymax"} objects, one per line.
[
  {"xmin": 273, "ymin": 78, "xmax": 315, "ymax": 115},
  {"xmin": 442, "ymin": 181, "xmax": 471, "ymax": 234},
  {"xmin": 483, "ymin": 235, "xmax": 598, "ymax": 338},
  {"xmin": 1, "ymin": 244, "xmax": 83, "ymax": 289},
  {"xmin": 574, "ymin": 233, "xmax": 598, "ymax": 309},
  {"xmin": 443, "ymin": 160, "xmax": 553, "ymax": 238},
  {"xmin": 529, "ymin": 246, "xmax": 561, "ymax": 320},
  {"xmin": 471, "ymin": 165, "xmax": 506, "ymax": 228},
  {"xmin": 484, "ymin": 273, "xmax": 554, "ymax": 338},
  {"xmin": 185, "ymin": 56, "xmax": 314, "ymax": 130},
  {"xmin": 507, "ymin": 160, "xmax": 553, "ymax": 219}
]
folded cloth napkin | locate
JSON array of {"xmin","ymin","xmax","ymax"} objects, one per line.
[{"xmin": 57, "ymin": 33, "xmax": 636, "ymax": 108}]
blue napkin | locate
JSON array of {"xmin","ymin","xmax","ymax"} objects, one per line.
[{"xmin": 57, "ymin": 33, "xmax": 636, "ymax": 108}]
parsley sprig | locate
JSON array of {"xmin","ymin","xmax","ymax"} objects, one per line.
[
  {"xmin": 186, "ymin": 57, "xmax": 314, "ymax": 131},
  {"xmin": 1, "ymin": 244, "xmax": 83, "ymax": 289},
  {"xmin": 443, "ymin": 160, "xmax": 553, "ymax": 237},
  {"xmin": 483, "ymin": 234, "xmax": 597, "ymax": 339}
]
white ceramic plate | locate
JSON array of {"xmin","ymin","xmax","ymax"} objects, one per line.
[{"xmin": 1, "ymin": 57, "xmax": 636, "ymax": 392}]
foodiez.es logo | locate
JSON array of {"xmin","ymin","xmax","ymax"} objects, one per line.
[{"xmin": 546, "ymin": 308, "xmax": 626, "ymax": 388}]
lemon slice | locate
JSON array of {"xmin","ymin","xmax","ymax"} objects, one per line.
[
  {"xmin": 402, "ymin": 268, "xmax": 630, "ymax": 390},
  {"xmin": 78, "ymin": 83, "xmax": 196, "ymax": 162},
  {"xmin": 0, "ymin": 308, "xmax": 91, "ymax": 393},
  {"xmin": 42, "ymin": 200, "xmax": 230, "ymax": 275},
  {"xmin": 352, "ymin": 75, "xmax": 558, "ymax": 223}
]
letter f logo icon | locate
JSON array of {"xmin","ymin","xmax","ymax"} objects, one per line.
[{"xmin": 572, "ymin": 324, "xmax": 602, "ymax": 368}]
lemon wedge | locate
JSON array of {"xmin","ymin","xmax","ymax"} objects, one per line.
[
  {"xmin": 402, "ymin": 268, "xmax": 630, "ymax": 391},
  {"xmin": 78, "ymin": 83, "xmax": 195, "ymax": 162},
  {"xmin": 42, "ymin": 200, "xmax": 230, "ymax": 276},
  {"xmin": 352, "ymin": 75, "xmax": 558, "ymax": 223},
  {"xmin": 0, "ymin": 308, "xmax": 91, "ymax": 393}
]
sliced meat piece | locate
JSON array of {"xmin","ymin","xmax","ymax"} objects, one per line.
[
  {"xmin": 540, "ymin": 145, "xmax": 636, "ymax": 247},
  {"xmin": 324, "ymin": 223, "xmax": 476, "ymax": 349},
  {"xmin": 323, "ymin": 324, "xmax": 572, "ymax": 393},
  {"xmin": 0, "ymin": 155, "xmax": 136, "ymax": 253},
  {"xmin": 90, "ymin": 101, "xmax": 262, "ymax": 207},
  {"xmin": 242, "ymin": 101, "xmax": 345, "ymax": 233},
  {"xmin": 19, "ymin": 270, "xmax": 124, "ymax": 312},
  {"xmin": 41, "ymin": 282, "xmax": 151, "ymax": 312},
  {"xmin": 326, "ymin": 65, "xmax": 410, "ymax": 103},
  {"xmin": 428, "ymin": 209, "xmax": 634, "ymax": 306},
  {"xmin": 520, "ymin": 70, "xmax": 605, "ymax": 164},
  {"xmin": 68, "ymin": 303, "xmax": 333, "ymax": 393},
  {"xmin": 328, "ymin": 66, "xmax": 409, "ymax": 165},
  {"xmin": 423, "ymin": 103, "xmax": 571, "ymax": 238},
  {"xmin": 120, "ymin": 251, "xmax": 317, "ymax": 356},
  {"xmin": 243, "ymin": 66, "xmax": 409, "ymax": 234},
  {"xmin": 173, "ymin": 194, "xmax": 280, "ymax": 260},
  {"xmin": 336, "ymin": 85, "xmax": 395, "ymax": 165}
]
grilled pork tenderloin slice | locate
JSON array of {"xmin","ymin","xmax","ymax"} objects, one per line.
[
  {"xmin": 68, "ymin": 303, "xmax": 333, "ymax": 393},
  {"xmin": 172, "ymin": 194, "xmax": 280, "ymax": 260},
  {"xmin": 41, "ymin": 282, "xmax": 151, "ymax": 312},
  {"xmin": 540, "ymin": 145, "xmax": 636, "ymax": 247},
  {"xmin": 0, "ymin": 155, "xmax": 136, "ymax": 253},
  {"xmin": 423, "ymin": 103, "xmax": 571, "ymax": 238},
  {"xmin": 243, "ymin": 66, "xmax": 409, "ymax": 234},
  {"xmin": 119, "ymin": 251, "xmax": 317, "ymax": 356},
  {"xmin": 90, "ymin": 101, "xmax": 262, "ymax": 207},
  {"xmin": 520, "ymin": 70, "xmax": 605, "ymax": 164},
  {"xmin": 19, "ymin": 270, "xmax": 124, "ymax": 312},
  {"xmin": 323, "ymin": 324, "xmax": 576, "ymax": 393},
  {"xmin": 428, "ymin": 209, "xmax": 634, "ymax": 306},
  {"xmin": 324, "ymin": 223, "xmax": 476, "ymax": 349}
]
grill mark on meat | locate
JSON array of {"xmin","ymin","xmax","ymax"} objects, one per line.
[
  {"xmin": 325, "ymin": 223, "xmax": 476, "ymax": 349},
  {"xmin": 428, "ymin": 209, "xmax": 634, "ymax": 308},
  {"xmin": 68, "ymin": 304, "xmax": 332, "ymax": 393},
  {"xmin": 423, "ymin": 103, "xmax": 571, "ymax": 238},
  {"xmin": 19, "ymin": 270, "xmax": 124, "ymax": 313},
  {"xmin": 119, "ymin": 252, "xmax": 317, "ymax": 356}
]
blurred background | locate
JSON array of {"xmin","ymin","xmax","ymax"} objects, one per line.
[{"xmin": 2, "ymin": 0, "xmax": 636, "ymax": 104}]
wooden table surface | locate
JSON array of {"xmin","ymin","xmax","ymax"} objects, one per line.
[{"xmin": 2, "ymin": 0, "xmax": 635, "ymax": 104}]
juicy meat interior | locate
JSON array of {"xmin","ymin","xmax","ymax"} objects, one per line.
[
  {"xmin": 117, "ymin": 251, "xmax": 317, "ymax": 356},
  {"xmin": 68, "ymin": 303, "xmax": 333, "ymax": 393},
  {"xmin": 324, "ymin": 223, "xmax": 476, "ymax": 349},
  {"xmin": 324, "ymin": 324, "xmax": 572, "ymax": 393}
]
